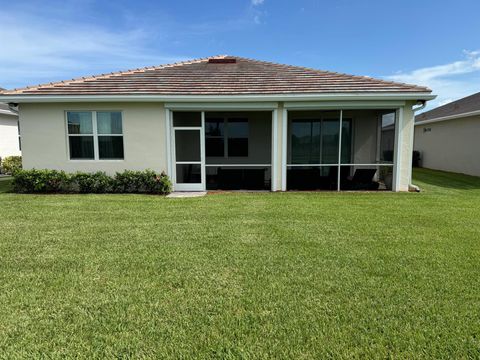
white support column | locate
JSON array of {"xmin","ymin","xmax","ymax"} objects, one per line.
[
  {"xmin": 271, "ymin": 109, "xmax": 278, "ymax": 191},
  {"xmin": 337, "ymin": 110, "xmax": 343, "ymax": 191},
  {"xmin": 392, "ymin": 107, "xmax": 404, "ymax": 192},
  {"xmin": 201, "ymin": 111, "xmax": 206, "ymax": 191},
  {"xmin": 165, "ymin": 108, "xmax": 172, "ymax": 178},
  {"xmin": 407, "ymin": 106, "xmax": 416, "ymax": 185},
  {"xmin": 281, "ymin": 107, "xmax": 288, "ymax": 191}
]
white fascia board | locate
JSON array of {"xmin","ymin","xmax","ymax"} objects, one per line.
[
  {"xmin": 164, "ymin": 102, "xmax": 278, "ymax": 110},
  {"xmin": 284, "ymin": 100, "xmax": 406, "ymax": 109},
  {"xmin": 0, "ymin": 92, "xmax": 436, "ymax": 103},
  {"xmin": 415, "ymin": 109, "xmax": 480, "ymax": 126}
]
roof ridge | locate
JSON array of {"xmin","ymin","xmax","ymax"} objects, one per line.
[{"xmin": 4, "ymin": 55, "xmax": 229, "ymax": 94}]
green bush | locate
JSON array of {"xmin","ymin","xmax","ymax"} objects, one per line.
[
  {"xmin": 73, "ymin": 171, "xmax": 112, "ymax": 193},
  {"xmin": 113, "ymin": 170, "xmax": 172, "ymax": 194},
  {"xmin": 13, "ymin": 169, "xmax": 70, "ymax": 193},
  {"xmin": 1, "ymin": 156, "xmax": 22, "ymax": 175},
  {"xmin": 12, "ymin": 169, "xmax": 172, "ymax": 195}
]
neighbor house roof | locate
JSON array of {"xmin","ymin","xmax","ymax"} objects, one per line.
[
  {"xmin": 0, "ymin": 55, "xmax": 431, "ymax": 97},
  {"xmin": 416, "ymin": 91, "xmax": 480, "ymax": 124}
]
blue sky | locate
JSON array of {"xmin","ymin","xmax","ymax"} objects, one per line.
[{"xmin": 1, "ymin": 0, "xmax": 480, "ymax": 110}]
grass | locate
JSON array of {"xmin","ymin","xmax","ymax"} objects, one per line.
[{"xmin": 0, "ymin": 168, "xmax": 479, "ymax": 358}]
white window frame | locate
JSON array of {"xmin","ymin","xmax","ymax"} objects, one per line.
[{"xmin": 65, "ymin": 110, "xmax": 125, "ymax": 161}]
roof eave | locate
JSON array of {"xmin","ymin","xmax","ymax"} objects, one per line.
[
  {"xmin": 415, "ymin": 109, "xmax": 480, "ymax": 126},
  {"xmin": 0, "ymin": 92, "xmax": 436, "ymax": 103}
]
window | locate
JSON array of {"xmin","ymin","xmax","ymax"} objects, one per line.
[
  {"xmin": 205, "ymin": 117, "xmax": 249, "ymax": 157},
  {"xmin": 205, "ymin": 118, "xmax": 224, "ymax": 157},
  {"xmin": 67, "ymin": 111, "xmax": 124, "ymax": 160}
]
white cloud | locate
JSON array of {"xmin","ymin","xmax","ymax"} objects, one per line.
[
  {"xmin": 0, "ymin": 8, "xmax": 185, "ymax": 89},
  {"xmin": 251, "ymin": 0, "xmax": 265, "ymax": 5},
  {"xmin": 386, "ymin": 50, "xmax": 480, "ymax": 111},
  {"xmin": 0, "ymin": 2, "xmax": 267, "ymax": 89}
]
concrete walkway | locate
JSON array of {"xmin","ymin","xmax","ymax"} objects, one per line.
[{"xmin": 166, "ymin": 191, "xmax": 207, "ymax": 198}]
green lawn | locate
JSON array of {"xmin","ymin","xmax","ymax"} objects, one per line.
[{"xmin": 1, "ymin": 169, "xmax": 479, "ymax": 358}]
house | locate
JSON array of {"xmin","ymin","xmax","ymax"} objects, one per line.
[
  {"xmin": 0, "ymin": 100, "xmax": 21, "ymax": 160},
  {"xmin": 0, "ymin": 55, "xmax": 434, "ymax": 191},
  {"xmin": 415, "ymin": 92, "xmax": 480, "ymax": 177}
]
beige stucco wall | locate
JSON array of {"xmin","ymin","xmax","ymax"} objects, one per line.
[
  {"xmin": 351, "ymin": 110, "xmax": 379, "ymax": 164},
  {"xmin": 19, "ymin": 102, "xmax": 167, "ymax": 174},
  {"xmin": 414, "ymin": 115, "xmax": 480, "ymax": 177},
  {"xmin": 0, "ymin": 113, "xmax": 21, "ymax": 158}
]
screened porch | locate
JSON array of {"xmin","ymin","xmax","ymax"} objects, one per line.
[{"xmin": 286, "ymin": 109, "xmax": 397, "ymax": 191}]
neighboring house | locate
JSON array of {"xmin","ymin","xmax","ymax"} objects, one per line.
[
  {"xmin": 0, "ymin": 100, "xmax": 21, "ymax": 160},
  {"xmin": 0, "ymin": 55, "xmax": 434, "ymax": 191},
  {"xmin": 415, "ymin": 92, "xmax": 480, "ymax": 177}
]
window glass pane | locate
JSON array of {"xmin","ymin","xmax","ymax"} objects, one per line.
[
  {"xmin": 97, "ymin": 112, "xmax": 122, "ymax": 134},
  {"xmin": 176, "ymin": 164, "xmax": 201, "ymax": 183},
  {"xmin": 228, "ymin": 118, "xmax": 248, "ymax": 137},
  {"xmin": 206, "ymin": 138, "xmax": 224, "ymax": 157},
  {"xmin": 322, "ymin": 120, "xmax": 340, "ymax": 164},
  {"xmin": 228, "ymin": 119, "xmax": 248, "ymax": 157},
  {"xmin": 69, "ymin": 136, "xmax": 94, "ymax": 159},
  {"xmin": 205, "ymin": 119, "xmax": 224, "ymax": 136},
  {"xmin": 291, "ymin": 120, "xmax": 321, "ymax": 164},
  {"xmin": 175, "ymin": 130, "xmax": 200, "ymax": 161},
  {"xmin": 67, "ymin": 112, "xmax": 92, "ymax": 134},
  {"xmin": 173, "ymin": 112, "xmax": 201, "ymax": 127},
  {"xmin": 98, "ymin": 136, "xmax": 124, "ymax": 159}
]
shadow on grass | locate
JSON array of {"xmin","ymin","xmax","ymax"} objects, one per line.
[{"xmin": 413, "ymin": 168, "xmax": 480, "ymax": 190}]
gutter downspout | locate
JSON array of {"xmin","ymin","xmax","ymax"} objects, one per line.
[{"xmin": 409, "ymin": 100, "xmax": 427, "ymax": 192}]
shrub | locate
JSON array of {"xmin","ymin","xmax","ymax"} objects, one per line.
[
  {"xmin": 113, "ymin": 170, "xmax": 172, "ymax": 194},
  {"xmin": 144, "ymin": 171, "xmax": 172, "ymax": 194},
  {"xmin": 73, "ymin": 171, "xmax": 112, "ymax": 193},
  {"xmin": 12, "ymin": 169, "xmax": 172, "ymax": 195},
  {"xmin": 1, "ymin": 156, "xmax": 22, "ymax": 175},
  {"xmin": 13, "ymin": 169, "xmax": 70, "ymax": 193},
  {"xmin": 113, "ymin": 170, "xmax": 147, "ymax": 193}
]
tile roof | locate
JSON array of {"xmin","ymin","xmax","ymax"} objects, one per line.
[
  {"xmin": 0, "ymin": 55, "xmax": 431, "ymax": 96},
  {"xmin": 416, "ymin": 92, "xmax": 480, "ymax": 122}
]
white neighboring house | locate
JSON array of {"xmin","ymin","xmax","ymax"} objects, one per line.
[
  {"xmin": 415, "ymin": 92, "xmax": 480, "ymax": 177},
  {"xmin": 0, "ymin": 101, "xmax": 21, "ymax": 160}
]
